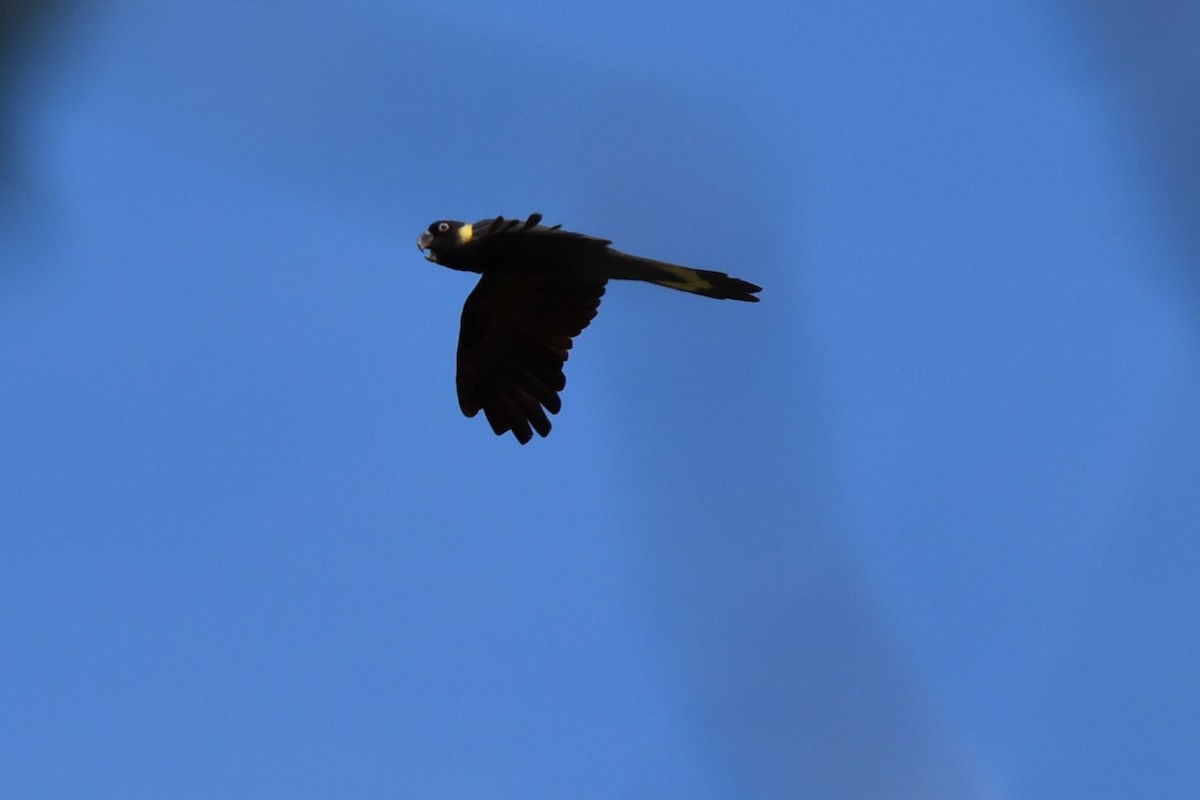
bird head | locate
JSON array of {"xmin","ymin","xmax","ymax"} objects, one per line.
[{"xmin": 417, "ymin": 220, "xmax": 473, "ymax": 264}]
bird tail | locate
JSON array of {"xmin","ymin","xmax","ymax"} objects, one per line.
[{"xmin": 604, "ymin": 251, "xmax": 761, "ymax": 302}]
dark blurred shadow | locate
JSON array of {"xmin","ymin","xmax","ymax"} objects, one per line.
[
  {"xmin": 1059, "ymin": 1, "xmax": 1200, "ymax": 304},
  {"xmin": 0, "ymin": 0, "xmax": 81, "ymax": 188},
  {"xmin": 1034, "ymin": 8, "xmax": 1200, "ymax": 796},
  {"xmin": 1, "ymin": 0, "xmax": 83, "ymax": 281}
]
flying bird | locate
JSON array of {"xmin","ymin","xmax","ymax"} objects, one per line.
[{"xmin": 417, "ymin": 213, "xmax": 761, "ymax": 444}]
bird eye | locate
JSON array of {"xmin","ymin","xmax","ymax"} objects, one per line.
[{"xmin": 437, "ymin": 222, "xmax": 450, "ymax": 233}]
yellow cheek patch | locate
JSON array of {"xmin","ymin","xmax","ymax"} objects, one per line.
[
  {"xmin": 659, "ymin": 265, "xmax": 714, "ymax": 292},
  {"xmin": 457, "ymin": 223, "xmax": 474, "ymax": 244}
]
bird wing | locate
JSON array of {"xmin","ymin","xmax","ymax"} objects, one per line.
[
  {"xmin": 470, "ymin": 214, "xmax": 612, "ymax": 268},
  {"xmin": 456, "ymin": 269, "xmax": 606, "ymax": 444}
]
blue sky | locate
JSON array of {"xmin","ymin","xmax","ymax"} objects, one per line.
[{"xmin": 3, "ymin": 1, "xmax": 1199, "ymax": 797}]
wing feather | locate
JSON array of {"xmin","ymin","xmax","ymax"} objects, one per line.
[{"xmin": 456, "ymin": 270, "xmax": 605, "ymax": 444}]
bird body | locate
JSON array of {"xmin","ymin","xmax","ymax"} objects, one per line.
[{"xmin": 417, "ymin": 213, "xmax": 761, "ymax": 444}]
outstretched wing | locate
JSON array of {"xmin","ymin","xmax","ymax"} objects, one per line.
[{"xmin": 456, "ymin": 270, "xmax": 606, "ymax": 444}]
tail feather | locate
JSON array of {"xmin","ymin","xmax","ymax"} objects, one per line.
[{"xmin": 604, "ymin": 251, "xmax": 761, "ymax": 302}]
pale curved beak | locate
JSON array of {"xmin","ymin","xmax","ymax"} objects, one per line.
[{"xmin": 417, "ymin": 231, "xmax": 433, "ymax": 252}]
